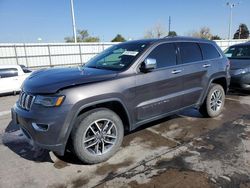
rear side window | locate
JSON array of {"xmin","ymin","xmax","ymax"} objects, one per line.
[
  {"xmin": 178, "ymin": 42, "xmax": 202, "ymax": 64},
  {"xmin": 0, "ymin": 68, "xmax": 18, "ymax": 78},
  {"xmin": 199, "ymin": 43, "xmax": 221, "ymax": 60},
  {"xmin": 147, "ymin": 43, "xmax": 177, "ymax": 69}
]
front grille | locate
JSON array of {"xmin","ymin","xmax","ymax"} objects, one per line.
[{"xmin": 18, "ymin": 92, "xmax": 35, "ymax": 110}]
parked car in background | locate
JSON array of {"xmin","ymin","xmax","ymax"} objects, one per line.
[
  {"xmin": 0, "ymin": 65, "xmax": 32, "ymax": 95},
  {"xmin": 224, "ymin": 42, "xmax": 250, "ymax": 90},
  {"xmin": 12, "ymin": 37, "xmax": 230, "ymax": 164}
]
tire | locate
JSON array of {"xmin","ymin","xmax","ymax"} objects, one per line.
[
  {"xmin": 71, "ymin": 108, "xmax": 124, "ymax": 164},
  {"xmin": 199, "ymin": 84, "xmax": 225, "ymax": 118}
]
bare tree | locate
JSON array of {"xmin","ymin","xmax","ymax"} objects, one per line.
[
  {"xmin": 144, "ymin": 23, "xmax": 167, "ymax": 38},
  {"xmin": 188, "ymin": 27, "xmax": 213, "ymax": 39}
]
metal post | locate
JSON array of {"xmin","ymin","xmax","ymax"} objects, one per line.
[
  {"xmin": 23, "ymin": 43, "xmax": 29, "ymax": 68},
  {"xmin": 70, "ymin": 0, "xmax": 77, "ymax": 43},
  {"xmin": 79, "ymin": 43, "xmax": 83, "ymax": 65},
  {"xmin": 228, "ymin": 5, "xmax": 232, "ymax": 40},
  {"xmin": 227, "ymin": 2, "xmax": 238, "ymax": 40},
  {"xmin": 168, "ymin": 16, "xmax": 171, "ymax": 35},
  {"xmin": 14, "ymin": 45, "xmax": 19, "ymax": 65},
  {"xmin": 47, "ymin": 45, "xmax": 52, "ymax": 67}
]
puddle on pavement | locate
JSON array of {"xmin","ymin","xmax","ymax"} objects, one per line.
[
  {"xmin": 53, "ymin": 160, "xmax": 70, "ymax": 169},
  {"xmin": 70, "ymin": 177, "xmax": 89, "ymax": 188},
  {"xmin": 96, "ymin": 158, "xmax": 134, "ymax": 176},
  {"xmin": 128, "ymin": 169, "xmax": 214, "ymax": 188},
  {"xmin": 123, "ymin": 129, "xmax": 177, "ymax": 149}
]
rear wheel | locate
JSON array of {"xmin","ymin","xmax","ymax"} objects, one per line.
[
  {"xmin": 199, "ymin": 84, "xmax": 225, "ymax": 117},
  {"xmin": 71, "ymin": 108, "xmax": 124, "ymax": 164}
]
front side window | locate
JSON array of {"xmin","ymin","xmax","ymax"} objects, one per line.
[
  {"xmin": 147, "ymin": 43, "xmax": 177, "ymax": 69},
  {"xmin": 199, "ymin": 43, "xmax": 221, "ymax": 60},
  {"xmin": 85, "ymin": 42, "xmax": 150, "ymax": 71},
  {"xmin": 0, "ymin": 68, "xmax": 18, "ymax": 78},
  {"xmin": 224, "ymin": 45, "xmax": 250, "ymax": 59},
  {"xmin": 178, "ymin": 42, "xmax": 202, "ymax": 64}
]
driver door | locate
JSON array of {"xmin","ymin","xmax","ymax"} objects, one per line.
[{"xmin": 134, "ymin": 43, "xmax": 183, "ymax": 123}]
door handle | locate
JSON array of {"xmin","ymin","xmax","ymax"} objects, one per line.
[
  {"xmin": 171, "ymin": 70, "xmax": 182, "ymax": 74},
  {"xmin": 203, "ymin": 64, "xmax": 211, "ymax": 68}
]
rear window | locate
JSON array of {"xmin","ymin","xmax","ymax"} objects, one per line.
[
  {"xmin": 199, "ymin": 43, "xmax": 221, "ymax": 60},
  {"xmin": 178, "ymin": 42, "xmax": 202, "ymax": 64},
  {"xmin": 224, "ymin": 45, "xmax": 250, "ymax": 59},
  {"xmin": 0, "ymin": 68, "xmax": 18, "ymax": 78}
]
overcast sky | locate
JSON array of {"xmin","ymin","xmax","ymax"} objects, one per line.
[{"xmin": 0, "ymin": 0, "xmax": 249, "ymax": 43}]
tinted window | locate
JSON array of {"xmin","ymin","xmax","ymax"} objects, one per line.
[
  {"xmin": 86, "ymin": 42, "xmax": 150, "ymax": 71},
  {"xmin": 179, "ymin": 42, "xmax": 202, "ymax": 64},
  {"xmin": 0, "ymin": 68, "xmax": 18, "ymax": 78},
  {"xmin": 199, "ymin": 43, "xmax": 220, "ymax": 60},
  {"xmin": 147, "ymin": 43, "xmax": 177, "ymax": 68},
  {"xmin": 224, "ymin": 45, "xmax": 250, "ymax": 59}
]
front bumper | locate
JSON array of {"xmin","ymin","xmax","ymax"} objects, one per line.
[
  {"xmin": 230, "ymin": 72, "xmax": 250, "ymax": 90},
  {"xmin": 11, "ymin": 103, "xmax": 73, "ymax": 155}
]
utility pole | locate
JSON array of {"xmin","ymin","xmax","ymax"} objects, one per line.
[
  {"xmin": 226, "ymin": 2, "xmax": 238, "ymax": 40},
  {"xmin": 168, "ymin": 16, "xmax": 171, "ymax": 35},
  {"xmin": 70, "ymin": 0, "xmax": 77, "ymax": 43}
]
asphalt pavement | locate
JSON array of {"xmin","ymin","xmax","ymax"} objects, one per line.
[{"xmin": 0, "ymin": 91, "xmax": 250, "ymax": 188}]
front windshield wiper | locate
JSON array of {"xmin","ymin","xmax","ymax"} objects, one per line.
[{"xmin": 86, "ymin": 65, "xmax": 104, "ymax": 69}]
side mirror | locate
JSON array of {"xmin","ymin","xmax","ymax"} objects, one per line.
[{"xmin": 140, "ymin": 58, "xmax": 157, "ymax": 73}]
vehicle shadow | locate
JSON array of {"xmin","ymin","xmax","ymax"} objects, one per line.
[
  {"xmin": 126, "ymin": 107, "xmax": 203, "ymax": 136},
  {"xmin": 2, "ymin": 120, "xmax": 53, "ymax": 163},
  {"xmin": 228, "ymin": 89, "xmax": 250, "ymax": 96}
]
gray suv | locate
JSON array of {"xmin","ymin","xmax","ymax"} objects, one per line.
[{"xmin": 11, "ymin": 37, "xmax": 230, "ymax": 164}]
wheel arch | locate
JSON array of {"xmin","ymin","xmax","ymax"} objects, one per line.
[{"xmin": 199, "ymin": 75, "xmax": 229, "ymax": 106}]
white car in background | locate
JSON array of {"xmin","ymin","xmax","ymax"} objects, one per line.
[{"xmin": 0, "ymin": 65, "xmax": 32, "ymax": 95}]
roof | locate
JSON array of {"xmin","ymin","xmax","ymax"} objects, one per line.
[
  {"xmin": 123, "ymin": 36, "xmax": 214, "ymax": 45},
  {"xmin": 229, "ymin": 41, "xmax": 250, "ymax": 47}
]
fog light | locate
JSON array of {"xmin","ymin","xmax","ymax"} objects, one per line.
[{"xmin": 32, "ymin": 123, "xmax": 49, "ymax": 131}]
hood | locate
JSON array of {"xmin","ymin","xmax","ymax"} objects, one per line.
[
  {"xmin": 229, "ymin": 59, "xmax": 250, "ymax": 70},
  {"xmin": 22, "ymin": 67, "xmax": 118, "ymax": 94}
]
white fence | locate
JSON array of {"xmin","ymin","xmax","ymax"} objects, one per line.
[
  {"xmin": 214, "ymin": 39, "xmax": 249, "ymax": 51},
  {"xmin": 0, "ymin": 39, "xmax": 249, "ymax": 69},
  {"xmin": 0, "ymin": 42, "xmax": 117, "ymax": 69}
]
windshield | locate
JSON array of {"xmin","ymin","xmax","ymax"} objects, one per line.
[
  {"xmin": 224, "ymin": 45, "xmax": 250, "ymax": 59},
  {"xmin": 85, "ymin": 42, "xmax": 150, "ymax": 71}
]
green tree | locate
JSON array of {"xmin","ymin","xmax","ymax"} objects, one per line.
[
  {"xmin": 211, "ymin": 35, "xmax": 221, "ymax": 40},
  {"xmin": 111, "ymin": 34, "xmax": 126, "ymax": 42},
  {"xmin": 233, "ymin": 24, "xmax": 249, "ymax": 39},
  {"xmin": 168, "ymin": 31, "xmax": 177, "ymax": 37},
  {"xmin": 65, "ymin": 29, "xmax": 100, "ymax": 42}
]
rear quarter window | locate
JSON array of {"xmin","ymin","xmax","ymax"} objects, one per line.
[
  {"xmin": 178, "ymin": 42, "xmax": 202, "ymax": 64},
  {"xmin": 0, "ymin": 68, "xmax": 18, "ymax": 78},
  {"xmin": 199, "ymin": 43, "xmax": 221, "ymax": 60}
]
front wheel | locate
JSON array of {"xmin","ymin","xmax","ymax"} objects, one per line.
[
  {"xmin": 71, "ymin": 108, "xmax": 124, "ymax": 164},
  {"xmin": 199, "ymin": 84, "xmax": 225, "ymax": 118}
]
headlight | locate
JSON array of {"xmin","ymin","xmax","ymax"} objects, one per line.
[
  {"xmin": 234, "ymin": 68, "xmax": 250, "ymax": 75},
  {"xmin": 34, "ymin": 95, "xmax": 65, "ymax": 107},
  {"xmin": 241, "ymin": 68, "xmax": 250, "ymax": 74}
]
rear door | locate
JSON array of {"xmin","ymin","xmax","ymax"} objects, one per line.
[
  {"xmin": 134, "ymin": 43, "xmax": 183, "ymax": 123},
  {"xmin": 176, "ymin": 42, "xmax": 207, "ymax": 107}
]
